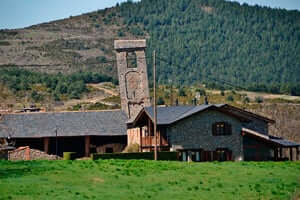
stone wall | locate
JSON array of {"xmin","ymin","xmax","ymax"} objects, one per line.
[
  {"xmin": 167, "ymin": 110, "xmax": 244, "ymax": 161},
  {"xmin": 114, "ymin": 40, "xmax": 151, "ymax": 119},
  {"xmin": 8, "ymin": 146, "xmax": 60, "ymax": 161},
  {"xmin": 242, "ymin": 117, "xmax": 269, "ymax": 135}
]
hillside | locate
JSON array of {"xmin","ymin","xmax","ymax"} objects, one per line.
[
  {"xmin": 0, "ymin": 6, "xmax": 145, "ymax": 77},
  {"xmin": 0, "ymin": 0, "xmax": 300, "ymax": 95}
]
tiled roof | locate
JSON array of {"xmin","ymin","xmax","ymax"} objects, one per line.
[
  {"xmin": 269, "ymin": 138, "xmax": 300, "ymax": 147},
  {"xmin": 242, "ymin": 128, "xmax": 300, "ymax": 147},
  {"xmin": 0, "ymin": 110, "xmax": 128, "ymax": 138},
  {"xmin": 144, "ymin": 104, "xmax": 225, "ymax": 125}
]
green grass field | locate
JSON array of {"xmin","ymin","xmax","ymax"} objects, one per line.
[{"xmin": 0, "ymin": 160, "xmax": 299, "ymax": 200}]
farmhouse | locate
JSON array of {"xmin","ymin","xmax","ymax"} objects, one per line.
[
  {"xmin": 0, "ymin": 40, "xmax": 299, "ymax": 161},
  {"xmin": 0, "ymin": 110, "xmax": 127, "ymax": 157},
  {"xmin": 127, "ymin": 104, "xmax": 300, "ymax": 161}
]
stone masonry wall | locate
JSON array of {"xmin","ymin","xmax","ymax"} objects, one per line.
[
  {"xmin": 114, "ymin": 40, "xmax": 151, "ymax": 119},
  {"xmin": 8, "ymin": 146, "xmax": 59, "ymax": 161},
  {"xmin": 167, "ymin": 110, "xmax": 244, "ymax": 161},
  {"xmin": 242, "ymin": 117, "xmax": 269, "ymax": 135}
]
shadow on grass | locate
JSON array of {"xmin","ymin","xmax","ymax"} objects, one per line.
[{"xmin": 0, "ymin": 160, "xmax": 59, "ymax": 179}]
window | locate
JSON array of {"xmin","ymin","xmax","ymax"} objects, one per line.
[
  {"xmin": 127, "ymin": 52, "xmax": 137, "ymax": 68},
  {"xmin": 212, "ymin": 122, "xmax": 232, "ymax": 136},
  {"xmin": 214, "ymin": 148, "xmax": 232, "ymax": 161}
]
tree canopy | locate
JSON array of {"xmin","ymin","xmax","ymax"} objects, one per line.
[{"xmin": 119, "ymin": 0, "xmax": 300, "ymax": 95}]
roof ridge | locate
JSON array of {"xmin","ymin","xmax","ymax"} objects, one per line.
[{"xmin": 3, "ymin": 109, "xmax": 123, "ymax": 115}]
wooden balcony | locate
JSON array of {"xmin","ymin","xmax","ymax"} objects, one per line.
[{"xmin": 141, "ymin": 136, "xmax": 169, "ymax": 148}]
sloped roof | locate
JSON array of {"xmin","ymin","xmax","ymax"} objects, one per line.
[
  {"xmin": 222, "ymin": 104, "xmax": 275, "ymax": 123},
  {"xmin": 242, "ymin": 128, "xmax": 300, "ymax": 147},
  {"xmin": 129, "ymin": 103, "xmax": 274, "ymax": 126},
  {"xmin": 142, "ymin": 104, "xmax": 226, "ymax": 125},
  {"xmin": 0, "ymin": 110, "xmax": 128, "ymax": 138}
]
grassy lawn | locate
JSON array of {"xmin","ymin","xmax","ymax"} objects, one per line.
[{"xmin": 0, "ymin": 160, "xmax": 299, "ymax": 200}]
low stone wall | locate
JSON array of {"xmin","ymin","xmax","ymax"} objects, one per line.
[{"xmin": 8, "ymin": 146, "xmax": 60, "ymax": 161}]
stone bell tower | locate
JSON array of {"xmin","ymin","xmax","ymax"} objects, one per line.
[{"xmin": 114, "ymin": 40, "xmax": 151, "ymax": 119}]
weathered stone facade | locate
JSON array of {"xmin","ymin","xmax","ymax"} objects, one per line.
[
  {"xmin": 242, "ymin": 117, "xmax": 268, "ymax": 135},
  {"xmin": 167, "ymin": 110, "xmax": 244, "ymax": 161},
  {"xmin": 224, "ymin": 106, "xmax": 269, "ymax": 135},
  {"xmin": 114, "ymin": 40, "xmax": 151, "ymax": 119}
]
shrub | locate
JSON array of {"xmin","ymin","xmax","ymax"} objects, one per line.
[
  {"xmin": 178, "ymin": 88, "xmax": 186, "ymax": 96},
  {"xmin": 117, "ymin": 30, "xmax": 125, "ymax": 37},
  {"xmin": 196, "ymin": 88, "xmax": 206, "ymax": 96},
  {"xmin": 123, "ymin": 144, "xmax": 140, "ymax": 153},
  {"xmin": 243, "ymin": 96, "xmax": 250, "ymax": 104},
  {"xmin": 157, "ymin": 97, "xmax": 165, "ymax": 105},
  {"xmin": 63, "ymin": 152, "xmax": 76, "ymax": 160},
  {"xmin": 91, "ymin": 152, "xmax": 178, "ymax": 161},
  {"xmin": 220, "ymin": 90, "xmax": 225, "ymax": 96},
  {"xmin": 0, "ymin": 41, "xmax": 10, "ymax": 46},
  {"xmin": 226, "ymin": 95, "xmax": 234, "ymax": 101},
  {"xmin": 255, "ymin": 96, "xmax": 264, "ymax": 103},
  {"xmin": 31, "ymin": 91, "xmax": 43, "ymax": 102}
]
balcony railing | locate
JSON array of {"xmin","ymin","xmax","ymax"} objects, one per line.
[{"xmin": 141, "ymin": 136, "xmax": 169, "ymax": 147}]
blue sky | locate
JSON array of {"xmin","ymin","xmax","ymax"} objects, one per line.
[{"xmin": 0, "ymin": 0, "xmax": 299, "ymax": 30}]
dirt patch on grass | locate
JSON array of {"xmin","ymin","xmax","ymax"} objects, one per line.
[{"xmin": 92, "ymin": 177, "xmax": 104, "ymax": 183}]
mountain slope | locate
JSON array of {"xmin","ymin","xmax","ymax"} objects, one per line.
[
  {"xmin": 0, "ymin": 6, "xmax": 146, "ymax": 77},
  {"xmin": 120, "ymin": 0, "xmax": 300, "ymax": 94},
  {"xmin": 0, "ymin": 0, "xmax": 300, "ymax": 94}
]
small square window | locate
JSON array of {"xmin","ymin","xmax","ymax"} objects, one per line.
[{"xmin": 212, "ymin": 122, "xmax": 232, "ymax": 136}]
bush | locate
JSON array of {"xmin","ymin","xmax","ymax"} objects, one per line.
[
  {"xmin": 157, "ymin": 97, "xmax": 165, "ymax": 105},
  {"xmin": 255, "ymin": 96, "xmax": 264, "ymax": 103},
  {"xmin": 31, "ymin": 91, "xmax": 43, "ymax": 102},
  {"xmin": 196, "ymin": 88, "xmax": 206, "ymax": 96},
  {"xmin": 220, "ymin": 90, "xmax": 225, "ymax": 96},
  {"xmin": 91, "ymin": 152, "xmax": 178, "ymax": 161},
  {"xmin": 0, "ymin": 41, "xmax": 10, "ymax": 46},
  {"xmin": 123, "ymin": 144, "xmax": 140, "ymax": 153},
  {"xmin": 117, "ymin": 30, "xmax": 125, "ymax": 37},
  {"xmin": 178, "ymin": 88, "xmax": 186, "ymax": 96},
  {"xmin": 226, "ymin": 95, "xmax": 234, "ymax": 101},
  {"xmin": 63, "ymin": 152, "xmax": 76, "ymax": 160},
  {"xmin": 243, "ymin": 96, "xmax": 250, "ymax": 104}
]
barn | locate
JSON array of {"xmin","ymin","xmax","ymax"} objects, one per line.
[{"xmin": 0, "ymin": 110, "xmax": 128, "ymax": 157}]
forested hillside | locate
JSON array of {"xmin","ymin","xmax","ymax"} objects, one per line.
[
  {"xmin": 119, "ymin": 0, "xmax": 300, "ymax": 95},
  {"xmin": 0, "ymin": 0, "xmax": 299, "ymax": 95}
]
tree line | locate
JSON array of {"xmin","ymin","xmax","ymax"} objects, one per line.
[
  {"xmin": 118, "ymin": 0, "xmax": 300, "ymax": 95},
  {"xmin": 0, "ymin": 68, "xmax": 117, "ymax": 101}
]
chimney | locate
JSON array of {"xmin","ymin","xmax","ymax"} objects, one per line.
[
  {"xmin": 193, "ymin": 98, "xmax": 197, "ymax": 106},
  {"xmin": 204, "ymin": 96, "xmax": 208, "ymax": 105}
]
